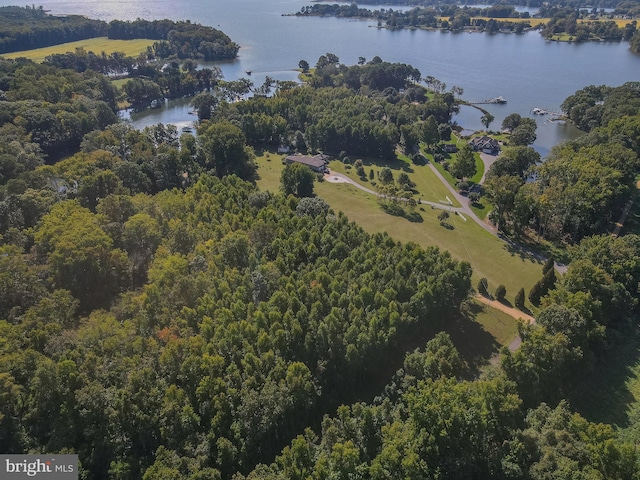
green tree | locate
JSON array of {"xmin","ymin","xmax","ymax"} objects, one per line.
[
  {"xmin": 420, "ymin": 115, "xmax": 440, "ymax": 150},
  {"xmin": 501, "ymin": 113, "xmax": 522, "ymax": 131},
  {"xmin": 515, "ymin": 287, "xmax": 525, "ymax": 309},
  {"xmin": 191, "ymin": 92, "xmax": 218, "ymax": 121},
  {"xmin": 477, "ymin": 277, "xmax": 489, "ymax": 297},
  {"xmin": 484, "ymin": 174, "xmax": 522, "ymax": 232},
  {"xmin": 495, "ymin": 284, "xmax": 506, "ymax": 302},
  {"xmin": 378, "ymin": 167, "xmax": 393, "ymax": 185},
  {"xmin": 34, "ymin": 200, "xmax": 128, "ymax": 310},
  {"xmin": 510, "ymin": 118, "xmax": 537, "ymax": 146},
  {"xmin": 481, "ymin": 112, "xmax": 494, "ymax": 130},
  {"xmin": 450, "ymin": 143, "xmax": 476, "ymax": 179},
  {"xmin": 528, "ymin": 279, "xmax": 544, "ymax": 306},
  {"xmin": 281, "ymin": 162, "xmax": 315, "ymax": 197},
  {"xmin": 199, "ymin": 121, "xmax": 255, "ymax": 179}
]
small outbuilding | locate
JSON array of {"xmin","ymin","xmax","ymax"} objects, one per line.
[{"xmin": 443, "ymin": 144, "xmax": 458, "ymax": 153}]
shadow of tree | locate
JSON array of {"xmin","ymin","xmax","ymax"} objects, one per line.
[{"xmin": 567, "ymin": 332, "xmax": 640, "ymax": 428}]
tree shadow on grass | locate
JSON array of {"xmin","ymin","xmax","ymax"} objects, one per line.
[
  {"xmin": 498, "ymin": 298, "xmax": 514, "ymax": 308},
  {"xmin": 566, "ymin": 331, "xmax": 640, "ymax": 428},
  {"xmin": 448, "ymin": 304, "xmax": 502, "ymax": 376},
  {"xmin": 380, "ymin": 203, "xmax": 423, "ymax": 223}
]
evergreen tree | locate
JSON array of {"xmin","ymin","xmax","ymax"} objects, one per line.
[
  {"xmin": 528, "ymin": 280, "xmax": 544, "ymax": 306},
  {"xmin": 515, "ymin": 287, "xmax": 525, "ymax": 309},
  {"xmin": 477, "ymin": 277, "xmax": 489, "ymax": 297},
  {"xmin": 542, "ymin": 256, "xmax": 554, "ymax": 275}
]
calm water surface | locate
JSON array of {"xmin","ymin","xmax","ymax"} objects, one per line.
[{"xmin": 3, "ymin": 0, "xmax": 640, "ymax": 153}]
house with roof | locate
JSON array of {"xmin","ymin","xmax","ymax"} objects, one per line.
[
  {"xmin": 469, "ymin": 136, "xmax": 500, "ymax": 155},
  {"xmin": 284, "ymin": 153, "xmax": 330, "ymax": 173}
]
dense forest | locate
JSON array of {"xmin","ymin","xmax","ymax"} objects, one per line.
[
  {"xmin": 1, "ymin": 18, "xmax": 640, "ymax": 479},
  {"xmin": 0, "ymin": 6, "xmax": 106, "ymax": 54},
  {"xmin": 0, "ymin": 7, "xmax": 239, "ymax": 60},
  {"xmin": 484, "ymin": 82, "xmax": 640, "ymax": 243}
]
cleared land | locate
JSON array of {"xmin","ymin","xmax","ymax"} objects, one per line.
[
  {"xmin": 1, "ymin": 37, "xmax": 156, "ymax": 62},
  {"xmin": 254, "ymin": 151, "xmax": 544, "ymax": 302}
]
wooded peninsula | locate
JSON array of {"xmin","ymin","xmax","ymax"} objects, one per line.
[{"xmin": 2, "ymin": 5, "xmax": 640, "ymax": 480}]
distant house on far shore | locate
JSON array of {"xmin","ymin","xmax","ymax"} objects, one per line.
[
  {"xmin": 469, "ymin": 136, "xmax": 500, "ymax": 155},
  {"xmin": 284, "ymin": 153, "xmax": 330, "ymax": 173}
]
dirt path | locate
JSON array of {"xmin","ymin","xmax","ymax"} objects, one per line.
[{"xmin": 474, "ymin": 294, "xmax": 535, "ymax": 324}]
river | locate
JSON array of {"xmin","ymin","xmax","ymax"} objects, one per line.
[{"xmin": 3, "ymin": 0, "xmax": 640, "ymax": 154}]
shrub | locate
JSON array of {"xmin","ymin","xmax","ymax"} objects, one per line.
[
  {"xmin": 477, "ymin": 277, "xmax": 489, "ymax": 297},
  {"xmin": 457, "ymin": 181, "xmax": 470, "ymax": 192},
  {"xmin": 528, "ymin": 280, "xmax": 543, "ymax": 306}
]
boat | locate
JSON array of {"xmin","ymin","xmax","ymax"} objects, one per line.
[
  {"xmin": 181, "ymin": 126, "xmax": 193, "ymax": 133},
  {"xmin": 491, "ymin": 96, "xmax": 507, "ymax": 104},
  {"xmin": 245, "ymin": 70, "xmax": 252, "ymax": 75},
  {"xmin": 532, "ymin": 107, "xmax": 546, "ymax": 115}
]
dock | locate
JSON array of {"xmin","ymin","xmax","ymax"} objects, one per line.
[{"xmin": 468, "ymin": 96, "xmax": 507, "ymax": 105}]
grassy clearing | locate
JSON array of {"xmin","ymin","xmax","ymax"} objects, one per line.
[
  {"xmin": 437, "ymin": 16, "xmax": 549, "ymax": 27},
  {"xmin": 327, "ymin": 153, "xmax": 462, "ymax": 207},
  {"xmin": 579, "ymin": 18, "xmax": 637, "ymax": 28},
  {"xmin": 111, "ymin": 78, "xmax": 129, "ymax": 90},
  {"xmin": 2, "ymin": 37, "xmax": 156, "ymax": 62},
  {"xmin": 254, "ymin": 150, "xmax": 543, "ymax": 299}
]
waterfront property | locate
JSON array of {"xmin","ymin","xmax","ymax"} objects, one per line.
[
  {"xmin": 469, "ymin": 136, "xmax": 501, "ymax": 155},
  {"xmin": 285, "ymin": 153, "xmax": 330, "ymax": 173}
]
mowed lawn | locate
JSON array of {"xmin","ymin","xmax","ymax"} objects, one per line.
[
  {"xmin": 2, "ymin": 37, "xmax": 156, "ymax": 62},
  {"xmin": 254, "ymin": 152, "xmax": 543, "ymax": 302},
  {"xmin": 329, "ymin": 156, "xmax": 461, "ymax": 207}
]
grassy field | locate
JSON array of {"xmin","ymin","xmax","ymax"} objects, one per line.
[
  {"xmin": 438, "ymin": 16, "xmax": 549, "ymax": 27},
  {"xmin": 328, "ymin": 154, "xmax": 462, "ymax": 207},
  {"xmin": 254, "ymin": 151, "xmax": 543, "ymax": 301},
  {"xmin": 2, "ymin": 37, "xmax": 156, "ymax": 62}
]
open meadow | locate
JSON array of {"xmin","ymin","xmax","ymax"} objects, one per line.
[{"xmin": 2, "ymin": 37, "xmax": 156, "ymax": 62}]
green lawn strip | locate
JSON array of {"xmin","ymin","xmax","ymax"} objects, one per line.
[
  {"xmin": 470, "ymin": 153, "xmax": 484, "ymax": 184},
  {"xmin": 2, "ymin": 37, "xmax": 156, "ymax": 62}
]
